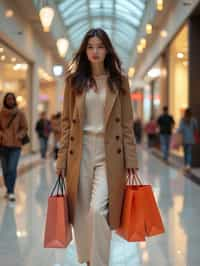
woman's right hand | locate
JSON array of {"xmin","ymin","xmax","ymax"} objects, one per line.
[{"xmin": 56, "ymin": 168, "xmax": 65, "ymax": 179}]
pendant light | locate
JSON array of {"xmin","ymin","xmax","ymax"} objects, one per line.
[
  {"xmin": 56, "ymin": 38, "xmax": 69, "ymax": 58},
  {"xmin": 39, "ymin": 5, "xmax": 55, "ymax": 32}
]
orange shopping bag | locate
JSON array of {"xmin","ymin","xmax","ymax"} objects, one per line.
[
  {"xmin": 140, "ymin": 184, "xmax": 165, "ymax": 237},
  {"xmin": 117, "ymin": 182, "xmax": 146, "ymax": 242},
  {"xmin": 117, "ymin": 174, "xmax": 165, "ymax": 242},
  {"xmin": 44, "ymin": 176, "xmax": 72, "ymax": 248}
]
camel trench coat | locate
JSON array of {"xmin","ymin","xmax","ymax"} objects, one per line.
[{"xmin": 56, "ymin": 75, "xmax": 138, "ymax": 230}]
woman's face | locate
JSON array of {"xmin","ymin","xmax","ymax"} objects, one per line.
[
  {"xmin": 86, "ymin": 36, "xmax": 107, "ymax": 64},
  {"xmin": 5, "ymin": 94, "xmax": 16, "ymax": 108}
]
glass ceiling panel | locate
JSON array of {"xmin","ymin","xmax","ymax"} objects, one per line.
[{"xmin": 55, "ymin": 0, "xmax": 147, "ymax": 67}]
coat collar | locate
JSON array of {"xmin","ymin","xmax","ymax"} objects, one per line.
[
  {"xmin": 104, "ymin": 86, "xmax": 118, "ymax": 127},
  {"xmin": 76, "ymin": 86, "xmax": 119, "ymax": 129}
]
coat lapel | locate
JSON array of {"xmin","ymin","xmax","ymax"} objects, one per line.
[
  {"xmin": 76, "ymin": 91, "xmax": 86, "ymax": 128},
  {"xmin": 104, "ymin": 87, "xmax": 119, "ymax": 128}
]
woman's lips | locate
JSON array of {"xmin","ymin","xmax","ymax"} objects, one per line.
[{"xmin": 92, "ymin": 55, "xmax": 99, "ymax": 60}]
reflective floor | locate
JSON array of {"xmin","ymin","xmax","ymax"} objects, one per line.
[{"xmin": 0, "ymin": 148, "xmax": 200, "ymax": 266}]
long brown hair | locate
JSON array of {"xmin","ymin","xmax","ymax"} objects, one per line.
[{"xmin": 66, "ymin": 28, "xmax": 124, "ymax": 94}]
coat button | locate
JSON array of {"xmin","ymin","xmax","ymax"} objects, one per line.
[
  {"xmin": 70, "ymin": 150, "xmax": 74, "ymax": 155},
  {"xmin": 70, "ymin": 136, "xmax": 74, "ymax": 141},
  {"xmin": 72, "ymin": 119, "xmax": 76, "ymax": 124},
  {"xmin": 117, "ymin": 148, "xmax": 121, "ymax": 154},
  {"xmin": 115, "ymin": 117, "xmax": 120, "ymax": 123},
  {"xmin": 116, "ymin": 136, "xmax": 120, "ymax": 140}
]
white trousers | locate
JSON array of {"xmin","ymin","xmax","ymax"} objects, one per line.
[{"xmin": 73, "ymin": 133, "xmax": 111, "ymax": 266}]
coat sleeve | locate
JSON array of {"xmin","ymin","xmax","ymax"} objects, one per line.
[
  {"xmin": 56, "ymin": 82, "xmax": 71, "ymax": 170},
  {"xmin": 120, "ymin": 76, "xmax": 138, "ymax": 169}
]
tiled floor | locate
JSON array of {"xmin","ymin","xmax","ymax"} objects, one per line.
[{"xmin": 0, "ymin": 148, "xmax": 200, "ymax": 266}]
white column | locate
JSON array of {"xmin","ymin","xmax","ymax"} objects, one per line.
[
  {"xmin": 31, "ymin": 63, "xmax": 40, "ymax": 152},
  {"xmin": 55, "ymin": 77, "xmax": 65, "ymax": 112}
]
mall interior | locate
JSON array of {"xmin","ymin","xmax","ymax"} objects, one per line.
[{"xmin": 0, "ymin": 0, "xmax": 200, "ymax": 265}]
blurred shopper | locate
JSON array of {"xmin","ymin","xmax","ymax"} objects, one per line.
[
  {"xmin": 133, "ymin": 117, "xmax": 143, "ymax": 144},
  {"xmin": 51, "ymin": 112, "xmax": 61, "ymax": 160},
  {"xmin": 145, "ymin": 116, "xmax": 158, "ymax": 148},
  {"xmin": 35, "ymin": 112, "xmax": 51, "ymax": 159},
  {"xmin": 157, "ymin": 106, "xmax": 175, "ymax": 161},
  {"xmin": 56, "ymin": 28, "xmax": 138, "ymax": 266},
  {"xmin": 178, "ymin": 108, "xmax": 198, "ymax": 170},
  {"xmin": 0, "ymin": 93, "xmax": 28, "ymax": 201}
]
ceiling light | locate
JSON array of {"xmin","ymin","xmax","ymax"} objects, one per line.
[
  {"xmin": 0, "ymin": 48, "xmax": 4, "ymax": 53},
  {"xmin": 128, "ymin": 67, "xmax": 135, "ymax": 78},
  {"xmin": 13, "ymin": 64, "xmax": 21, "ymax": 71},
  {"xmin": 1, "ymin": 55, "xmax": 6, "ymax": 61},
  {"xmin": 39, "ymin": 6, "xmax": 55, "ymax": 32},
  {"xmin": 17, "ymin": 96, "xmax": 23, "ymax": 103},
  {"xmin": 177, "ymin": 52, "xmax": 184, "ymax": 59},
  {"xmin": 140, "ymin": 38, "xmax": 147, "ymax": 49},
  {"xmin": 183, "ymin": 61, "xmax": 188, "ymax": 67},
  {"xmin": 13, "ymin": 63, "xmax": 28, "ymax": 71},
  {"xmin": 148, "ymin": 68, "xmax": 161, "ymax": 78},
  {"xmin": 11, "ymin": 57, "xmax": 16, "ymax": 63},
  {"xmin": 21, "ymin": 63, "xmax": 28, "ymax": 70},
  {"xmin": 157, "ymin": 0, "xmax": 164, "ymax": 11},
  {"xmin": 53, "ymin": 65, "xmax": 64, "ymax": 76},
  {"xmin": 160, "ymin": 30, "xmax": 168, "ymax": 38},
  {"xmin": 5, "ymin": 9, "xmax": 14, "ymax": 17},
  {"xmin": 56, "ymin": 38, "xmax": 69, "ymax": 58},
  {"xmin": 146, "ymin": 24, "xmax": 153, "ymax": 35},
  {"xmin": 137, "ymin": 44, "xmax": 143, "ymax": 54}
]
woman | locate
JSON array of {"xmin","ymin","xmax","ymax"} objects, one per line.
[
  {"xmin": 56, "ymin": 28, "xmax": 138, "ymax": 266},
  {"xmin": 0, "ymin": 93, "xmax": 28, "ymax": 201},
  {"xmin": 179, "ymin": 108, "xmax": 198, "ymax": 170}
]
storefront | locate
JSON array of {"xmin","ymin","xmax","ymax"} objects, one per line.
[
  {"xmin": 38, "ymin": 67, "xmax": 56, "ymax": 118},
  {"xmin": 0, "ymin": 41, "xmax": 31, "ymax": 153},
  {"xmin": 143, "ymin": 58, "xmax": 165, "ymax": 122},
  {"xmin": 169, "ymin": 24, "xmax": 189, "ymax": 126}
]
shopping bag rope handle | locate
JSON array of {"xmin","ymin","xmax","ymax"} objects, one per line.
[
  {"xmin": 127, "ymin": 172, "xmax": 143, "ymax": 186},
  {"xmin": 50, "ymin": 175, "xmax": 66, "ymax": 196}
]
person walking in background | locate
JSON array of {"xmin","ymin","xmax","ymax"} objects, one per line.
[
  {"xmin": 0, "ymin": 93, "xmax": 28, "ymax": 201},
  {"xmin": 35, "ymin": 111, "xmax": 51, "ymax": 159},
  {"xmin": 56, "ymin": 28, "xmax": 138, "ymax": 266},
  {"xmin": 178, "ymin": 108, "xmax": 198, "ymax": 171},
  {"xmin": 51, "ymin": 112, "xmax": 61, "ymax": 160},
  {"xmin": 133, "ymin": 117, "xmax": 143, "ymax": 144},
  {"xmin": 145, "ymin": 116, "xmax": 158, "ymax": 148},
  {"xmin": 157, "ymin": 106, "xmax": 175, "ymax": 161}
]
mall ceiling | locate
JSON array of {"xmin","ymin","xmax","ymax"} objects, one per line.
[{"xmin": 54, "ymin": 0, "xmax": 147, "ymax": 68}]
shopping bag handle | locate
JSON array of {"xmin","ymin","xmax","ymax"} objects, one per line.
[
  {"xmin": 50, "ymin": 175, "xmax": 66, "ymax": 196},
  {"xmin": 127, "ymin": 172, "xmax": 143, "ymax": 186}
]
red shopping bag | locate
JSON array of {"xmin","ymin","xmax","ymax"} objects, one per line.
[
  {"xmin": 117, "ymin": 184, "xmax": 146, "ymax": 242},
  {"xmin": 44, "ymin": 176, "xmax": 72, "ymax": 248},
  {"xmin": 194, "ymin": 129, "xmax": 200, "ymax": 144}
]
